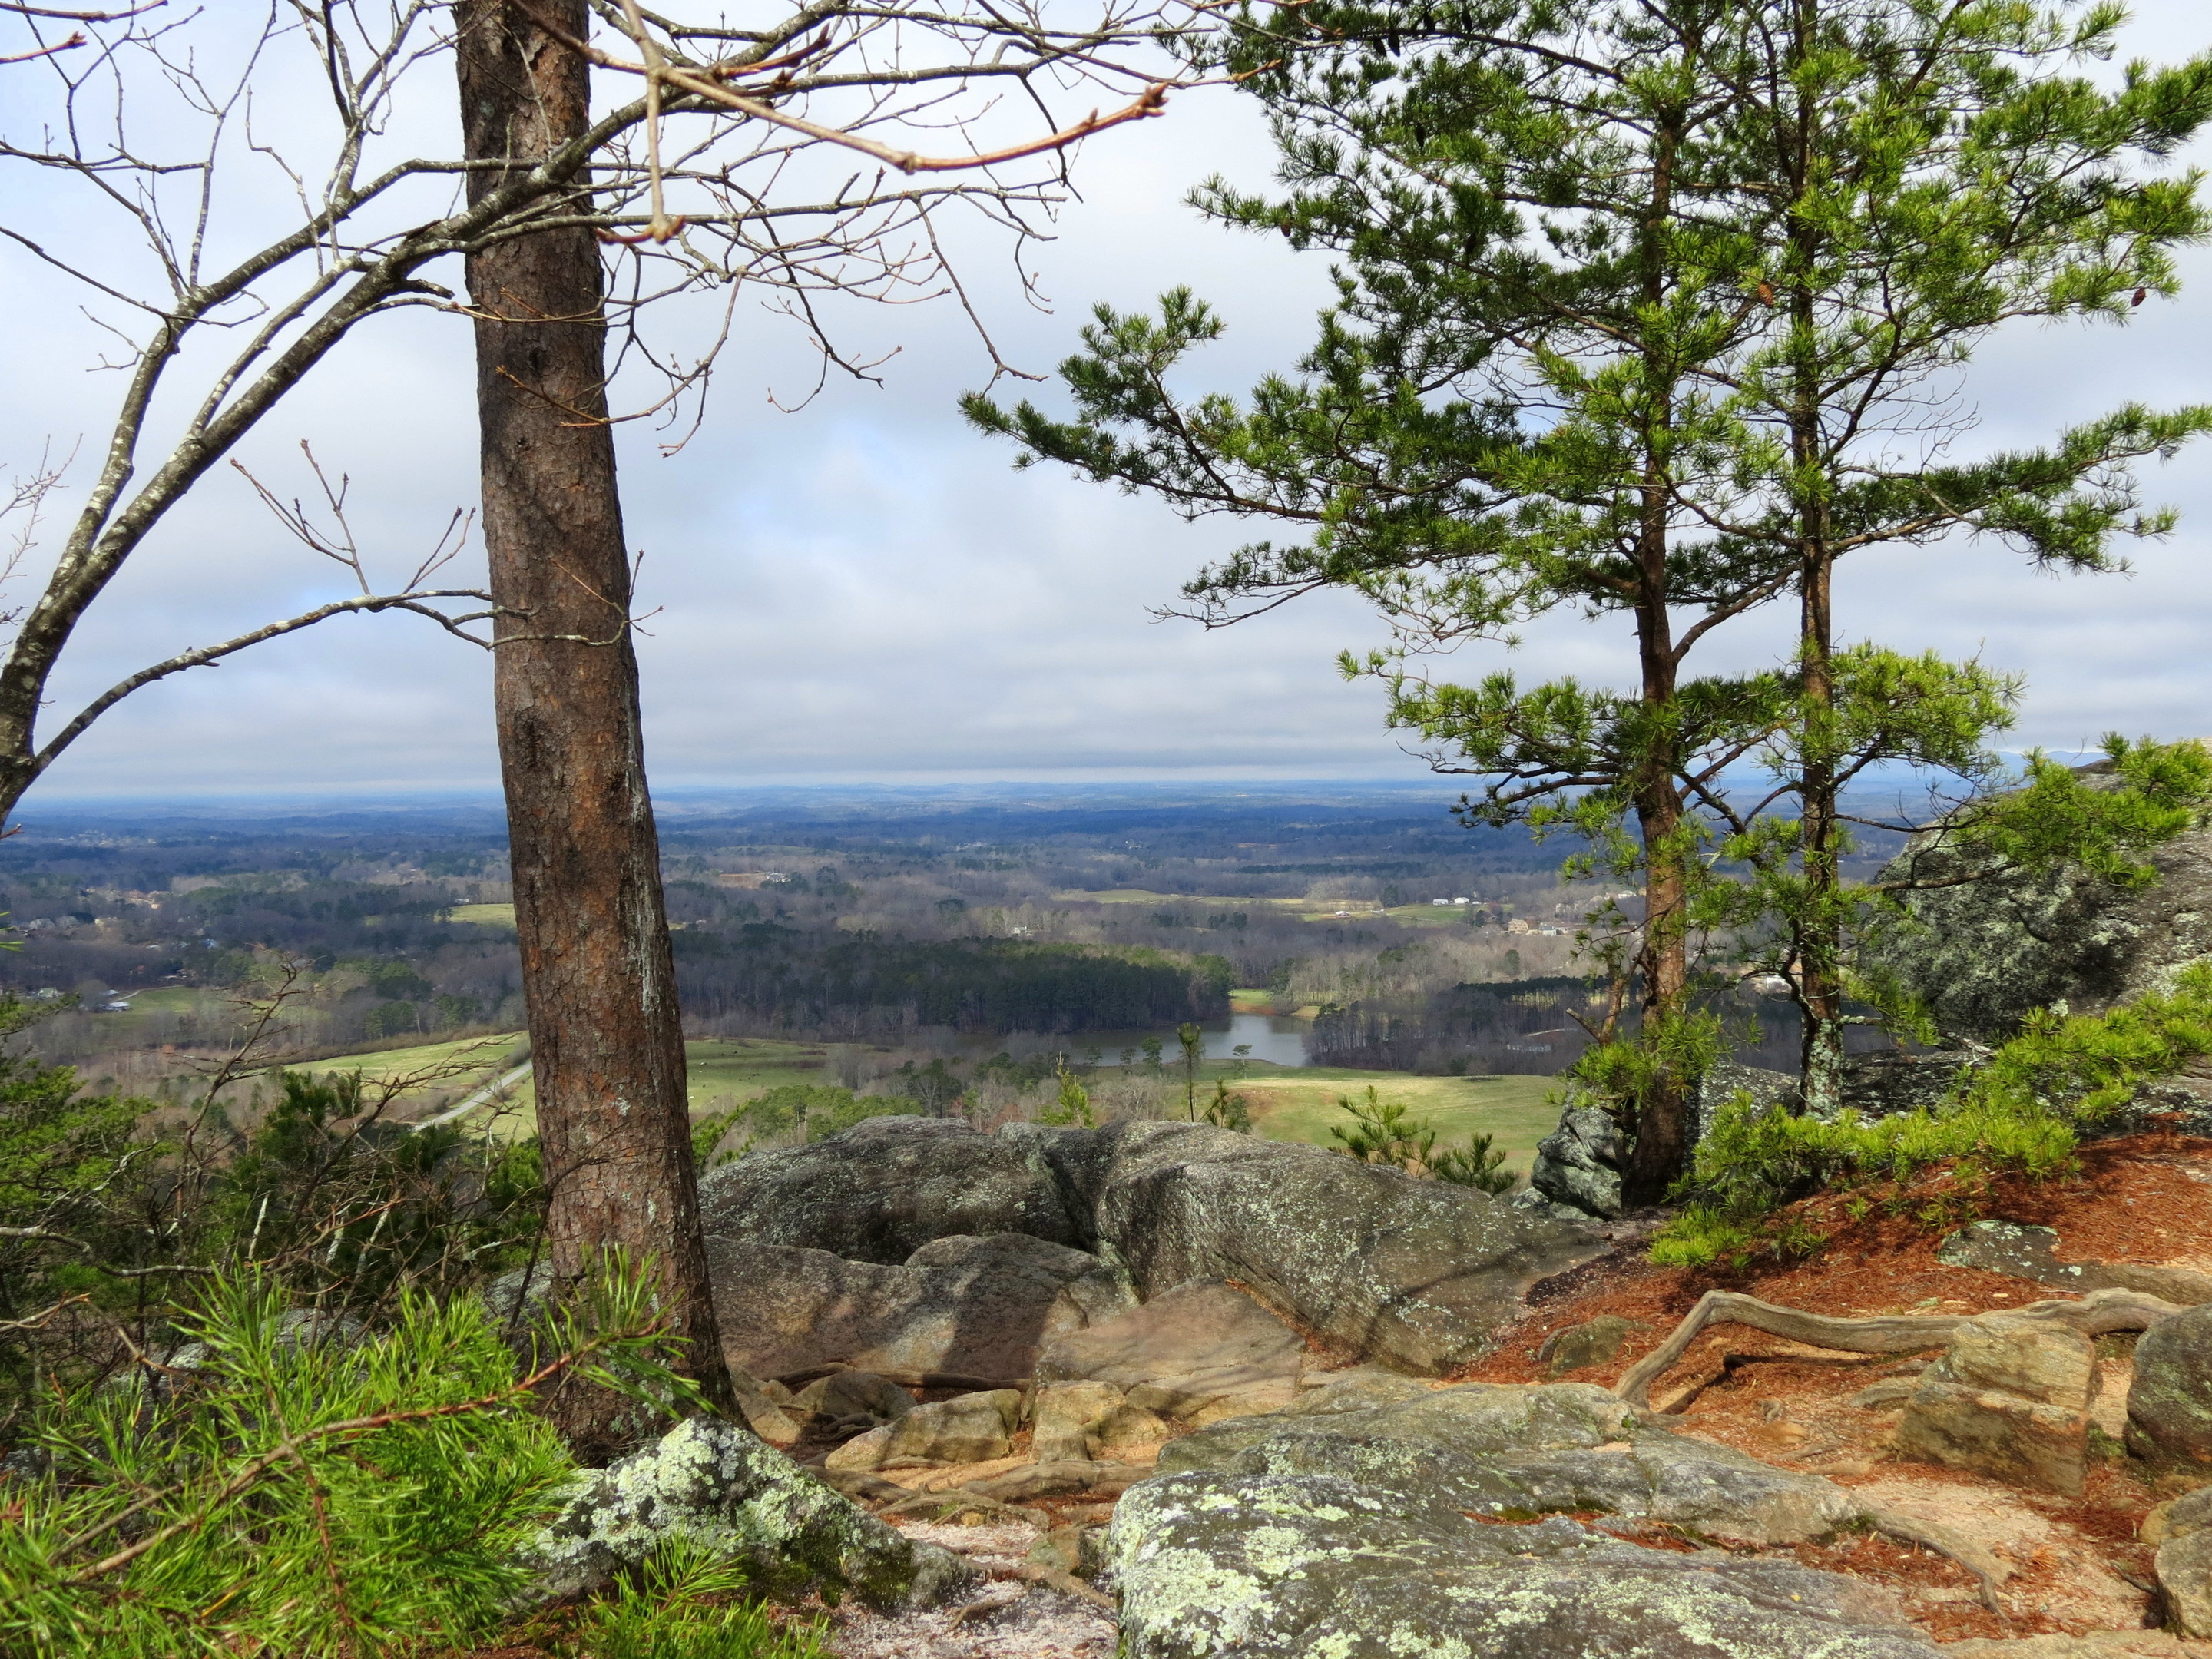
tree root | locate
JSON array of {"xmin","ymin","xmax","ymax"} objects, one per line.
[
  {"xmin": 1613, "ymin": 1286, "xmax": 2183, "ymax": 1409},
  {"xmin": 1857, "ymin": 1505, "xmax": 2012, "ymax": 1614},
  {"xmin": 1005, "ymin": 1561, "xmax": 1116, "ymax": 1608}
]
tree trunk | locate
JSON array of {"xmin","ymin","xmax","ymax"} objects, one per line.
[
  {"xmin": 1617, "ymin": 108, "xmax": 1697, "ymax": 1206},
  {"xmin": 455, "ymin": 0, "xmax": 733, "ymax": 1423},
  {"xmin": 1785, "ymin": 0, "xmax": 1846, "ymax": 1118}
]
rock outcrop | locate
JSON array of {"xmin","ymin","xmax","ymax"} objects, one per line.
[
  {"xmin": 2128, "ymin": 1303, "xmax": 2212, "ymax": 1466},
  {"xmin": 706, "ymin": 1230, "xmax": 1133, "ymax": 1381},
  {"xmin": 1528, "ymin": 1100, "xmax": 1624, "ymax": 1219},
  {"xmin": 521, "ymin": 1417, "xmax": 975, "ymax": 1609},
  {"xmin": 826, "ymin": 1389, "xmax": 1024, "ymax": 1471},
  {"xmin": 2154, "ymin": 1486, "xmax": 2212, "ymax": 1637},
  {"xmin": 1862, "ymin": 761, "xmax": 2212, "ymax": 1050},
  {"xmin": 1031, "ymin": 1280, "xmax": 1310, "ymax": 1452},
  {"xmin": 1156, "ymin": 1375, "xmax": 1861, "ymax": 1545},
  {"xmin": 1081, "ymin": 1121, "xmax": 1599, "ymax": 1373},
  {"xmin": 704, "ymin": 1116, "xmax": 1599, "ymax": 1377},
  {"xmin": 1106, "ymin": 1470, "xmax": 1939, "ymax": 1659},
  {"xmin": 700, "ymin": 1115, "xmax": 1082, "ymax": 1262},
  {"xmin": 1895, "ymin": 1314, "xmax": 2101, "ymax": 1495}
]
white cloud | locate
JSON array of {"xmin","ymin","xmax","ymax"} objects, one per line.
[{"xmin": 3, "ymin": 0, "xmax": 2208, "ymax": 803}]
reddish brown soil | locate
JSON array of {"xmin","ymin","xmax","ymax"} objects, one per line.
[{"xmin": 1454, "ymin": 1132, "xmax": 2212, "ymax": 1642}]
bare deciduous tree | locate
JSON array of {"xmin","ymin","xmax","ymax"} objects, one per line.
[{"xmin": 2, "ymin": 0, "xmax": 1202, "ymax": 1414}]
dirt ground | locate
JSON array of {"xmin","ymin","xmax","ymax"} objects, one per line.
[{"xmin": 1449, "ymin": 1131, "xmax": 2212, "ymax": 1643}]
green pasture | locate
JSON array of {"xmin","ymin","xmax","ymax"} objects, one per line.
[
  {"xmin": 284, "ymin": 1033, "xmax": 846, "ymax": 1136},
  {"xmin": 1227, "ymin": 1067, "xmax": 1561, "ymax": 1177},
  {"xmin": 445, "ymin": 902, "xmax": 516, "ymax": 929}
]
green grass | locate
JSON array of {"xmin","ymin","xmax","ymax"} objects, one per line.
[
  {"xmin": 682, "ymin": 1038, "xmax": 842, "ymax": 1107},
  {"xmin": 1222, "ymin": 1067, "xmax": 1561, "ymax": 1178},
  {"xmin": 445, "ymin": 902, "xmax": 516, "ymax": 929},
  {"xmin": 280, "ymin": 1034, "xmax": 849, "ymax": 1138}
]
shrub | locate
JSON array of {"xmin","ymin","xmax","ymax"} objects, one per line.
[
  {"xmin": 0, "ymin": 1261, "xmax": 697, "ymax": 1659},
  {"xmin": 1330, "ymin": 1086, "xmax": 1515, "ymax": 1193},
  {"xmin": 563, "ymin": 1538, "xmax": 826, "ymax": 1659},
  {"xmin": 1650, "ymin": 962, "xmax": 2212, "ymax": 1267}
]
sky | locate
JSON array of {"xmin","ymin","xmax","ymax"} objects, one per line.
[{"xmin": 0, "ymin": 1, "xmax": 2207, "ymax": 806}]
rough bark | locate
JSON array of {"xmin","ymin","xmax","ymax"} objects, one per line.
[
  {"xmin": 1617, "ymin": 109, "xmax": 1695, "ymax": 1207},
  {"xmin": 456, "ymin": 0, "xmax": 733, "ymax": 1418}
]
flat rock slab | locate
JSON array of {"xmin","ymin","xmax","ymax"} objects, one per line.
[
  {"xmin": 1938, "ymin": 1220, "xmax": 2212, "ymax": 1305},
  {"xmin": 1036, "ymin": 1279, "xmax": 1306, "ymax": 1392},
  {"xmin": 707, "ymin": 1231, "xmax": 1132, "ymax": 1381},
  {"xmin": 1157, "ymin": 1377, "xmax": 1859, "ymax": 1546},
  {"xmin": 1105, "ymin": 1470, "xmax": 1939, "ymax": 1659}
]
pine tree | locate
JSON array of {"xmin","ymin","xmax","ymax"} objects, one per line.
[{"xmin": 969, "ymin": 0, "xmax": 2212, "ymax": 1177}]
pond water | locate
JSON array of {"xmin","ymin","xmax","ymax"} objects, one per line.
[
  {"xmin": 1073, "ymin": 1012, "xmax": 1312, "ymax": 1068},
  {"xmin": 1206, "ymin": 1012, "xmax": 1311, "ymax": 1067}
]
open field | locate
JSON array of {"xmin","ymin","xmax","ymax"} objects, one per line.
[
  {"xmin": 445, "ymin": 902, "xmax": 516, "ymax": 929},
  {"xmin": 283, "ymin": 1034, "xmax": 849, "ymax": 1135},
  {"xmin": 278, "ymin": 1026, "xmax": 1564, "ymax": 1177},
  {"xmin": 1229, "ymin": 1066, "xmax": 1561, "ymax": 1177}
]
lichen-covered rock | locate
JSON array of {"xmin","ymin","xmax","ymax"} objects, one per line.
[
  {"xmin": 1528, "ymin": 1101, "xmax": 1625, "ymax": 1220},
  {"xmin": 1861, "ymin": 761, "xmax": 2212, "ymax": 1049},
  {"xmin": 1840, "ymin": 1051, "xmax": 1982, "ymax": 1121},
  {"xmin": 2129, "ymin": 1304, "xmax": 2212, "ymax": 1466},
  {"xmin": 2154, "ymin": 1485, "xmax": 2212, "ymax": 1637},
  {"xmin": 1696, "ymin": 1060, "xmax": 1801, "ymax": 1141},
  {"xmin": 1936, "ymin": 1221, "xmax": 2212, "ymax": 1304},
  {"xmin": 1105, "ymin": 1469, "xmax": 1938, "ymax": 1659},
  {"xmin": 1537, "ymin": 1315, "xmax": 1648, "ymax": 1376},
  {"xmin": 700, "ymin": 1117, "xmax": 1082, "ymax": 1263},
  {"xmin": 706, "ymin": 1116, "xmax": 1599, "ymax": 1379},
  {"xmin": 1896, "ymin": 1315, "xmax": 2098, "ymax": 1495},
  {"xmin": 1157, "ymin": 1379, "xmax": 1859, "ymax": 1545},
  {"xmin": 1086, "ymin": 1122, "xmax": 1601, "ymax": 1373},
  {"xmin": 705, "ymin": 1230, "xmax": 1131, "ymax": 1380},
  {"xmin": 520, "ymin": 1416, "xmax": 975, "ymax": 1609}
]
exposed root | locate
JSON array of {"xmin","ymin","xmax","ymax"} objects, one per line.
[
  {"xmin": 1005, "ymin": 1562, "xmax": 1116, "ymax": 1609},
  {"xmin": 1613, "ymin": 1286, "xmax": 2182, "ymax": 1409},
  {"xmin": 1858, "ymin": 1505, "xmax": 2013, "ymax": 1615}
]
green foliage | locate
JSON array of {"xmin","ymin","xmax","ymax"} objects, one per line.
[
  {"xmin": 1201, "ymin": 1078, "xmax": 1250, "ymax": 1133},
  {"xmin": 1647, "ymin": 1204, "xmax": 1765, "ymax": 1271},
  {"xmin": 217, "ymin": 1069, "xmax": 545, "ymax": 1306},
  {"xmin": 1328, "ymin": 1084, "xmax": 1511, "ymax": 1190},
  {"xmin": 1330, "ymin": 1086, "xmax": 1434, "ymax": 1168},
  {"xmin": 1568, "ymin": 1009, "xmax": 1727, "ymax": 1144},
  {"xmin": 1649, "ymin": 965, "xmax": 2212, "ymax": 1267},
  {"xmin": 1429, "ymin": 1130, "xmax": 1514, "ymax": 1195},
  {"xmin": 563, "ymin": 1538, "xmax": 825, "ymax": 1659},
  {"xmin": 967, "ymin": 0, "xmax": 2212, "ymax": 1170},
  {"xmin": 1041, "ymin": 1065, "xmax": 1097, "ymax": 1128},
  {"xmin": 0, "ymin": 1258, "xmax": 696, "ymax": 1659},
  {"xmin": 1955, "ymin": 735, "xmax": 2212, "ymax": 891},
  {"xmin": 0, "ymin": 998, "xmax": 139, "ymax": 1230}
]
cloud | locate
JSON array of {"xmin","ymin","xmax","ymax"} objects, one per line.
[{"xmin": 2, "ymin": 1, "xmax": 2207, "ymax": 804}]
